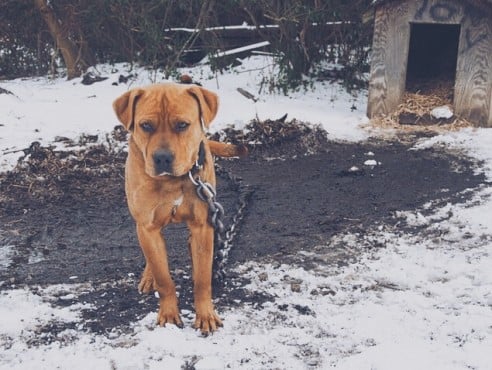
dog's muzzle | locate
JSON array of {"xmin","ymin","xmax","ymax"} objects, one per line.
[{"xmin": 153, "ymin": 149, "xmax": 174, "ymax": 176}]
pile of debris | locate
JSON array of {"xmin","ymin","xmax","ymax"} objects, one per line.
[
  {"xmin": 0, "ymin": 129, "xmax": 127, "ymax": 210},
  {"xmin": 211, "ymin": 116, "xmax": 329, "ymax": 158}
]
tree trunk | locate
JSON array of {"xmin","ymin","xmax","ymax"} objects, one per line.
[{"xmin": 33, "ymin": 0, "xmax": 88, "ymax": 79}]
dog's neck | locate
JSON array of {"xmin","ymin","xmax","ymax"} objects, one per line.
[{"xmin": 189, "ymin": 140, "xmax": 206, "ymax": 177}]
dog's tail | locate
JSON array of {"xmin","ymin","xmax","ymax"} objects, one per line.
[{"xmin": 209, "ymin": 140, "xmax": 248, "ymax": 158}]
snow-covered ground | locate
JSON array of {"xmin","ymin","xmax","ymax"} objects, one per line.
[{"xmin": 1, "ymin": 57, "xmax": 491, "ymax": 369}]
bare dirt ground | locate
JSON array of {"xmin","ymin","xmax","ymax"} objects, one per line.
[{"xmin": 0, "ymin": 120, "xmax": 486, "ymax": 337}]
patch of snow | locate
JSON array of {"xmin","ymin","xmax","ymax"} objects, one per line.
[
  {"xmin": 364, "ymin": 159, "xmax": 378, "ymax": 166},
  {"xmin": 414, "ymin": 128, "xmax": 492, "ymax": 180},
  {"xmin": 0, "ymin": 245, "xmax": 15, "ymax": 270},
  {"xmin": 431, "ymin": 105, "xmax": 453, "ymax": 119},
  {"xmin": 395, "ymin": 210, "xmax": 429, "ymax": 226},
  {"xmin": 0, "ymin": 285, "xmax": 91, "ymax": 340},
  {"xmin": 194, "ymin": 356, "xmax": 227, "ymax": 370}
]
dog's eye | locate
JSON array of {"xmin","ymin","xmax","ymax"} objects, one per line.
[
  {"xmin": 175, "ymin": 121, "xmax": 190, "ymax": 132},
  {"xmin": 140, "ymin": 121, "xmax": 155, "ymax": 133}
]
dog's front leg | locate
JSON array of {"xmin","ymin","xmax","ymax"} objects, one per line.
[
  {"xmin": 136, "ymin": 224, "xmax": 183, "ymax": 328},
  {"xmin": 188, "ymin": 220, "xmax": 223, "ymax": 334}
]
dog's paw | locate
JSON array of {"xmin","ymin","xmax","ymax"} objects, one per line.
[
  {"xmin": 138, "ymin": 276, "xmax": 154, "ymax": 294},
  {"xmin": 138, "ymin": 266, "xmax": 154, "ymax": 294},
  {"xmin": 194, "ymin": 308, "xmax": 223, "ymax": 335},
  {"xmin": 157, "ymin": 301, "xmax": 183, "ymax": 329}
]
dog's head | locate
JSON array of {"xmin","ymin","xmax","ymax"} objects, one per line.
[{"xmin": 113, "ymin": 83, "xmax": 218, "ymax": 178}]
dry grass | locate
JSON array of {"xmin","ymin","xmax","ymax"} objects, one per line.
[{"xmin": 369, "ymin": 80, "xmax": 474, "ymax": 134}]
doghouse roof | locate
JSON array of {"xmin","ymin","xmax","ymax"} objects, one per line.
[{"xmin": 372, "ymin": 0, "xmax": 492, "ymax": 10}]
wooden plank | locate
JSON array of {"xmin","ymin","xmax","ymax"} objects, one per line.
[
  {"xmin": 163, "ymin": 23, "xmax": 345, "ymax": 51},
  {"xmin": 455, "ymin": 7, "xmax": 492, "ymax": 126},
  {"xmin": 373, "ymin": 0, "xmax": 492, "ymax": 12},
  {"xmin": 386, "ymin": 2, "xmax": 411, "ymax": 113},
  {"xmin": 367, "ymin": 7, "xmax": 391, "ymax": 117},
  {"xmin": 411, "ymin": 0, "xmax": 464, "ymax": 23},
  {"xmin": 367, "ymin": 2, "xmax": 411, "ymax": 117}
]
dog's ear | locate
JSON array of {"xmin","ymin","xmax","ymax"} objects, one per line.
[
  {"xmin": 112, "ymin": 89, "xmax": 144, "ymax": 131},
  {"xmin": 187, "ymin": 86, "xmax": 218, "ymax": 128}
]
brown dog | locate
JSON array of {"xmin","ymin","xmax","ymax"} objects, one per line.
[{"xmin": 113, "ymin": 83, "xmax": 246, "ymax": 334}]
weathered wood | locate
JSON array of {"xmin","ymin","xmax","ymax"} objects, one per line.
[
  {"xmin": 373, "ymin": 0, "xmax": 492, "ymax": 14},
  {"xmin": 367, "ymin": 1, "xmax": 411, "ymax": 118},
  {"xmin": 387, "ymin": 2, "xmax": 411, "ymax": 115},
  {"xmin": 455, "ymin": 8, "xmax": 492, "ymax": 127},
  {"xmin": 490, "ymin": 85, "xmax": 492, "ymax": 127},
  {"xmin": 367, "ymin": 6, "xmax": 391, "ymax": 118},
  {"xmin": 164, "ymin": 23, "xmax": 344, "ymax": 51},
  {"xmin": 367, "ymin": 0, "xmax": 492, "ymax": 127}
]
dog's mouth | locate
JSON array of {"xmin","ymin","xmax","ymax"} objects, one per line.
[
  {"xmin": 148, "ymin": 165, "xmax": 190, "ymax": 179},
  {"xmin": 154, "ymin": 171, "xmax": 173, "ymax": 177},
  {"xmin": 148, "ymin": 167, "xmax": 177, "ymax": 178}
]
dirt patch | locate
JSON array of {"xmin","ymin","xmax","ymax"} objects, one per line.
[
  {"xmin": 219, "ymin": 121, "xmax": 485, "ymax": 268},
  {"xmin": 0, "ymin": 120, "xmax": 486, "ymax": 334}
]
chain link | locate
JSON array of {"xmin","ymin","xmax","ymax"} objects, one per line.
[
  {"xmin": 189, "ymin": 163, "xmax": 253, "ymax": 285},
  {"xmin": 212, "ymin": 163, "xmax": 253, "ymax": 283}
]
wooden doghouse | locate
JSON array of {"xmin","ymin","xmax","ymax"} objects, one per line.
[{"xmin": 367, "ymin": 0, "xmax": 492, "ymax": 127}]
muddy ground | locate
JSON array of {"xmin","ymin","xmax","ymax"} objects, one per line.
[{"xmin": 0, "ymin": 120, "xmax": 486, "ymax": 336}]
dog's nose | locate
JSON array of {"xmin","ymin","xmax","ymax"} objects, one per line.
[{"xmin": 153, "ymin": 149, "xmax": 174, "ymax": 175}]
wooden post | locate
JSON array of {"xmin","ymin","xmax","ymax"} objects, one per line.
[{"xmin": 367, "ymin": 2, "xmax": 411, "ymax": 118}]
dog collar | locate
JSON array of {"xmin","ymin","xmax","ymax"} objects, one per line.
[
  {"xmin": 200, "ymin": 116, "xmax": 207, "ymax": 133},
  {"xmin": 189, "ymin": 140, "xmax": 206, "ymax": 176}
]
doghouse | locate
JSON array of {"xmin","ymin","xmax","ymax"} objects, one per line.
[{"xmin": 367, "ymin": 0, "xmax": 492, "ymax": 127}]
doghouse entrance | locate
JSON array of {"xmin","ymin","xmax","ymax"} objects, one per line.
[{"xmin": 405, "ymin": 23, "xmax": 460, "ymax": 97}]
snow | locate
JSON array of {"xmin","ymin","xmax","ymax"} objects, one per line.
[
  {"xmin": 363, "ymin": 159, "xmax": 378, "ymax": 166},
  {"xmin": 0, "ymin": 56, "xmax": 367, "ymax": 171},
  {"xmin": 431, "ymin": 105, "xmax": 454, "ymax": 119},
  {"xmin": 168, "ymin": 21, "xmax": 347, "ymax": 33},
  {"xmin": 1, "ymin": 55, "xmax": 491, "ymax": 369},
  {"xmin": 213, "ymin": 41, "xmax": 270, "ymax": 57},
  {"xmin": 169, "ymin": 23, "xmax": 279, "ymax": 32}
]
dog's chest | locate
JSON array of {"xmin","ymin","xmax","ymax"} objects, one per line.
[
  {"xmin": 153, "ymin": 185, "xmax": 189, "ymax": 223},
  {"xmin": 126, "ymin": 179, "xmax": 187, "ymax": 223},
  {"xmin": 170, "ymin": 195, "xmax": 184, "ymax": 216}
]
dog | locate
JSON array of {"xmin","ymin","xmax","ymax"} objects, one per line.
[{"xmin": 113, "ymin": 83, "xmax": 246, "ymax": 334}]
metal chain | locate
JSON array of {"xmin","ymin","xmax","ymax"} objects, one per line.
[
  {"xmin": 212, "ymin": 163, "xmax": 253, "ymax": 283},
  {"xmin": 191, "ymin": 175, "xmax": 226, "ymax": 236},
  {"xmin": 188, "ymin": 162, "xmax": 253, "ymax": 284}
]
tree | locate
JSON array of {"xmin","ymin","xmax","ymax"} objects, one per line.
[
  {"xmin": 1, "ymin": 0, "xmax": 373, "ymax": 89},
  {"xmin": 33, "ymin": 0, "xmax": 93, "ymax": 79}
]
